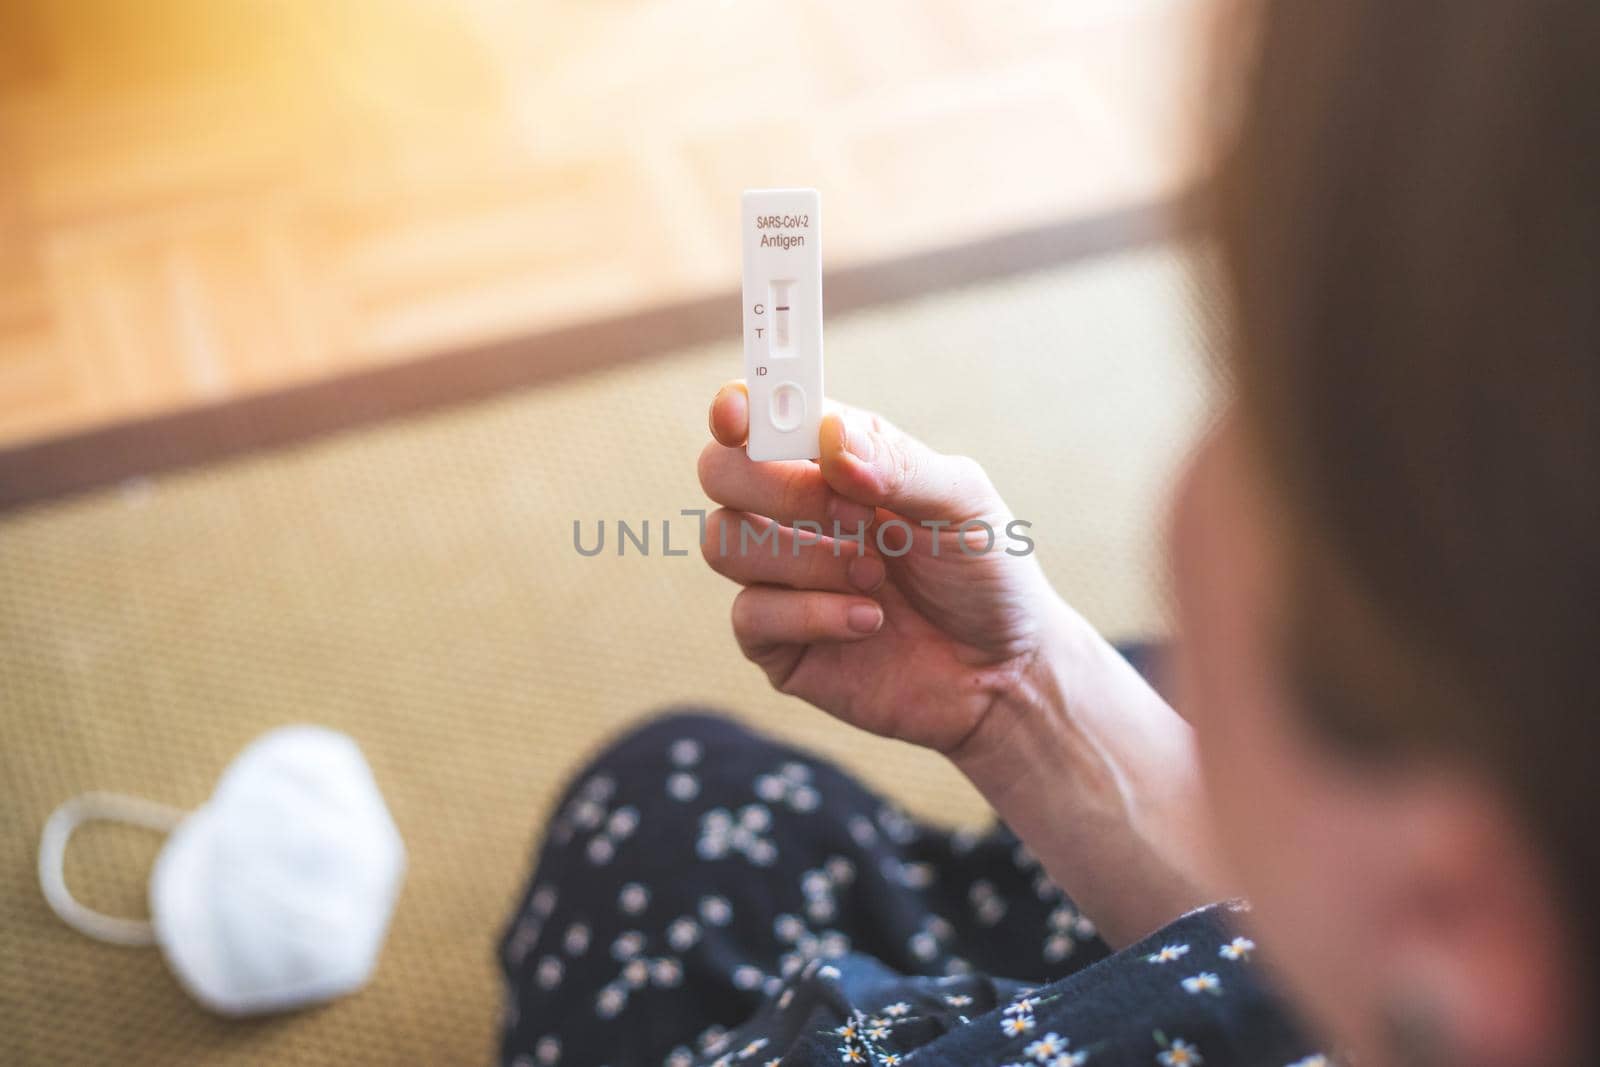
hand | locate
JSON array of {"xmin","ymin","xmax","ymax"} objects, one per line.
[
  {"xmin": 698, "ymin": 382, "xmax": 1069, "ymax": 756},
  {"xmin": 700, "ymin": 383, "xmax": 1214, "ymax": 942}
]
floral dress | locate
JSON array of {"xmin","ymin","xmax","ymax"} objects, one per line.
[{"xmin": 498, "ymin": 711, "xmax": 1330, "ymax": 1067}]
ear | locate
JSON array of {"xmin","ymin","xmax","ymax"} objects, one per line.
[{"xmin": 1380, "ymin": 774, "xmax": 1576, "ymax": 1066}]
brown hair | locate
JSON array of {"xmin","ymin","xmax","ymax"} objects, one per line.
[{"xmin": 1206, "ymin": 0, "xmax": 1599, "ymax": 1003}]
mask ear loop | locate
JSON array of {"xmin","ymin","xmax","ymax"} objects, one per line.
[{"xmin": 38, "ymin": 792, "xmax": 188, "ymax": 946}]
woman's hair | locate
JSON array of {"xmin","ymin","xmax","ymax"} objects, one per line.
[{"xmin": 1205, "ymin": 0, "xmax": 1598, "ymax": 994}]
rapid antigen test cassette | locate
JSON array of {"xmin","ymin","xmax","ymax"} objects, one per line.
[{"xmin": 741, "ymin": 188, "xmax": 823, "ymax": 461}]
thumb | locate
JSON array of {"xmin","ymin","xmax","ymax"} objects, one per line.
[{"xmin": 818, "ymin": 408, "xmax": 1002, "ymax": 523}]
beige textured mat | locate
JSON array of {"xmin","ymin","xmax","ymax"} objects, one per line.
[{"xmin": 0, "ymin": 246, "xmax": 1212, "ymax": 1066}]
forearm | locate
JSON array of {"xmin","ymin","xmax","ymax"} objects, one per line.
[{"xmin": 950, "ymin": 599, "xmax": 1220, "ymax": 947}]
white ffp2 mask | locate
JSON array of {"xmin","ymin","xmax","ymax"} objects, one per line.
[{"xmin": 38, "ymin": 725, "xmax": 406, "ymax": 1016}]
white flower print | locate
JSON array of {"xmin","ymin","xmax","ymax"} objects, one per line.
[
  {"xmin": 945, "ymin": 994, "xmax": 973, "ymax": 1007},
  {"xmin": 621, "ymin": 958, "xmax": 650, "ymax": 988},
  {"xmin": 847, "ymin": 814, "xmax": 878, "ymax": 847},
  {"xmin": 549, "ymin": 775, "xmax": 614, "ymax": 845},
  {"xmin": 595, "ymin": 982, "xmax": 627, "ymax": 1020},
  {"xmin": 618, "ymin": 883, "xmax": 650, "ymax": 915},
  {"xmin": 1285, "ymin": 1057, "xmax": 1330, "ymax": 1067},
  {"xmin": 534, "ymin": 1035, "xmax": 561, "ymax": 1065},
  {"xmin": 1181, "ymin": 972, "xmax": 1223, "ymax": 995},
  {"xmin": 969, "ymin": 879, "xmax": 1007, "ymax": 926},
  {"xmin": 535, "ymin": 955, "xmax": 564, "ymax": 990},
  {"xmin": 753, "ymin": 763, "xmax": 821, "ymax": 814},
  {"xmin": 667, "ymin": 772, "xmax": 700, "ymax": 802},
  {"xmin": 667, "ymin": 916, "xmax": 702, "ymax": 952},
  {"xmin": 529, "ymin": 885, "xmax": 558, "ymax": 918},
  {"xmin": 698, "ymin": 1026, "xmax": 731, "ymax": 1056},
  {"xmin": 882, "ymin": 1001, "xmax": 911, "ymax": 1017},
  {"xmin": 1005, "ymin": 996, "xmax": 1040, "ymax": 1016},
  {"xmin": 774, "ymin": 913, "xmax": 807, "ymax": 942},
  {"xmin": 562, "ymin": 794, "xmax": 636, "ymax": 867},
  {"xmin": 665, "ymin": 1046, "xmax": 694, "ymax": 1067},
  {"xmin": 607, "ymin": 806, "xmax": 640, "ymax": 839},
  {"xmin": 700, "ymin": 894, "xmax": 734, "ymax": 926},
  {"xmin": 1147, "ymin": 943, "xmax": 1190, "ymax": 964},
  {"xmin": 1157, "ymin": 1037, "xmax": 1203, "ymax": 1066},
  {"xmin": 1219, "ymin": 936, "xmax": 1256, "ymax": 961},
  {"xmin": 572, "ymin": 800, "xmax": 605, "ymax": 831},
  {"xmin": 1044, "ymin": 933, "xmax": 1075, "ymax": 963},
  {"xmin": 1002, "ymin": 1014, "xmax": 1037, "ymax": 1037},
  {"xmin": 506, "ymin": 916, "xmax": 540, "ymax": 965},
  {"xmin": 876, "ymin": 804, "xmax": 918, "ymax": 844},
  {"xmin": 611, "ymin": 930, "xmax": 645, "ymax": 960},
  {"xmin": 799, "ymin": 860, "xmax": 848, "ymax": 924},
  {"xmin": 1025, "ymin": 1032, "xmax": 1067, "ymax": 1060},
  {"xmin": 819, "ymin": 930, "xmax": 849, "ymax": 957},
  {"xmin": 562, "ymin": 922, "xmax": 591, "ymax": 956},
  {"xmin": 732, "ymin": 964, "xmax": 765, "ymax": 990},
  {"xmin": 698, "ymin": 806, "xmax": 778, "ymax": 867},
  {"xmin": 651, "ymin": 956, "xmax": 684, "ymax": 987},
  {"xmin": 669, "ymin": 738, "xmax": 702, "ymax": 767},
  {"xmin": 824, "ymin": 855, "xmax": 856, "ymax": 885},
  {"xmin": 907, "ymin": 913, "xmax": 954, "ymax": 964}
]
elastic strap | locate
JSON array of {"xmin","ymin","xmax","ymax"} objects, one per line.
[{"xmin": 38, "ymin": 791, "xmax": 187, "ymax": 946}]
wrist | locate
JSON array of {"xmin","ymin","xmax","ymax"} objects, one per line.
[
  {"xmin": 948, "ymin": 595, "xmax": 1104, "ymax": 799},
  {"xmin": 946, "ymin": 597, "xmax": 1213, "ymax": 943}
]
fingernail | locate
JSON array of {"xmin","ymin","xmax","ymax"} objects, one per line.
[
  {"xmin": 828, "ymin": 494, "xmax": 875, "ymax": 530},
  {"xmin": 840, "ymin": 412, "xmax": 876, "ymax": 462},
  {"xmin": 847, "ymin": 603, "xmax": 884, "ymax": 634},
  {"xmin": 847, "ymin": 554, "xmax": 885, "ymax": 592}
]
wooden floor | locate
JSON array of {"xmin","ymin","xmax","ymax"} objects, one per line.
[{"xmin": 0, "ymin": 0, "xmax": 1203, "ymax": 448}]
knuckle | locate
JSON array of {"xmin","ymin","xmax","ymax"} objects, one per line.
[
  {"xmin": 885, "ymin": 435, "xmax": 919, "ymax": 495},
  {"xmin": 696, "ymin": 443, "xmax": 725, "ymax": 497},
  {"xmin": 729, "ymin": 590, "xmax": 759, "ymax": 638},
  {"xmin": 801, "ymin": 596, "xmax": 830, "ymax": 635},
  {"xmin": 700, "ymin": 510, "xmax": 731, "ymax": 569},
  {"xmin": 776, "ymin": 464, "xmax": 813, "ymax": 522},
  {"xmin": 948, "ymin": 453, "xmax": 991, "ymax": 492}
]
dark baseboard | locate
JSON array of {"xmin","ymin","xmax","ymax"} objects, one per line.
[{"xmin": 0, "ymin": 197, "xmax": 1181, "ymax": 513}]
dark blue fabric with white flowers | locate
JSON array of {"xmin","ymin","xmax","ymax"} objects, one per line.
[{"xmin": 498, "ymin": 711, "xmax": 1328, "ymax": 1067}]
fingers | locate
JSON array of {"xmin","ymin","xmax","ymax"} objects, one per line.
[
  {"xmin": 698, "ymin": 442, "xmax": 876, "ymax": 529},
  {"xmin": 708, "ymin": 381, "xmax": 749, "ymax": 447},
  {"xmin": 702, "ymin": 510, "xmax": 886, "ymax": 593},
  {"xmin": 731, "ymin": 586, "xmax": 884, "ymax": 661},
  {"xmin": 706, "ymin": 382, "xmax": 998, "ymax": 526},
  {"xmin": 819, "ymin": 409, "xmax": 1001, "ymax": 523}
]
